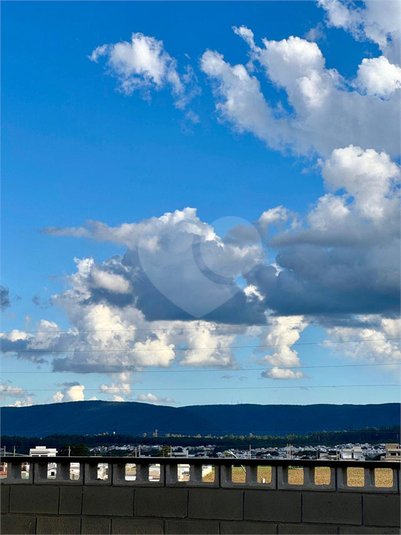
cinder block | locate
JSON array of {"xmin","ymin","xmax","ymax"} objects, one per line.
[
  {"xmin": 244, "ymin": 490, "xmax": 301, "ymax": 523},
  {"xmin": 165, "ymin": 520, "xmax": 219, "ymax": 534},
  {"xmin": 303, "ymin": 492, "xmax": 362, "ymax": 525},
  {"xmin": 112, "ymin": 517, "xmax": 163, "ymax": 534},
  {"xmin": 83, "ymin": 486, "xmax": 134, "ymax": 516},
  {"xmin": 10, "ymin": 485, "xmax": 59, "ymax": 514},
  {"xmin": 37, "ymin": 516, "xmax": 81, "ymax": 534},
  {"xmin": 1, "ymin": 514, "xmax": 36, "ymax": 534},
  {"xmin": 82, "ymin": 516, "xmax": 111, "ymax": 534},
  {"xmin": 339, "ymin": 527, "xmax": 401, "ymax": 534},
  {"xmin": 363, "ymin": 494, "xmax": 401, "ymax": 527},
  {"xmin": 1, "ymin": 485, "xmax": 10, "ymax": 513},
  {"xmin": 60, "ymin": 486, "xmax": 83, "ymax": 515},
  {"xmin": 221, "ymin": 521, "xmax": 277, "ymax": 533},
  {"xmin": 188, "ymin": 489, "xmax": 243, "ymax": 520},
  {"xmin": 135, "ymin": 488, "xmax": 187, "ymax": 518},
  {"xmin": 279, "ymin": 523, "xmax": 338, "ymax": 534}
]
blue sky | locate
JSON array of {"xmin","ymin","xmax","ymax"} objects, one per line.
[{"xmin": 1, "ymin": 1, "xmax": 400, "ymax": 409}]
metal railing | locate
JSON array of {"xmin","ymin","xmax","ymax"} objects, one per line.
[{"xmin": 1, "ymin": 456, "xmax": 399, "ymax": 493}]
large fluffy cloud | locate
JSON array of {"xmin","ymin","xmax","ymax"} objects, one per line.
[
  {"xmin": 2, "ymin": 212, "xmax": 254, "ymax": 374},
  {"xmin": 248, "ymin": 146, "xmax": 400, "ymax": 317},
  {"xmin": 201, "ymin": 27, "xmax": 400, "ymax": 158},
  {"xmin": 321, "ymin": 146, "xmax": 400, "ymax": 222},
  {"xmin": 53, "ymin": 382, "xmax": 85, "ymax": 403},
  {"xmin": 44, "ymin": 208, "xmax": 265, "ymax": 322}
]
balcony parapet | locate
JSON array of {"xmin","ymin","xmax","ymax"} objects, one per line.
[{"xmin": 1, "ymin": 456, "xmax": 399, "ymax": 493}]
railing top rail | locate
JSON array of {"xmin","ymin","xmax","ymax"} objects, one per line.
[{"xmin": 1, "ymin": 455, "xmax": 399, "ymax": 469}]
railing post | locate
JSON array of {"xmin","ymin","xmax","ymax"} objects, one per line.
[
  {"xmin": 136, "ymin": 463, "xmax": 149, "ymax": 483},
  {"xmin": 303, "ymin": 466, "xmax": 314, "ymax": 488},
  {"xmin": 34, "ymin": 461, "xmax": 49, "ymax": 483},
  {"xmin": 113, "ymin": 462, "xmax": 127, "ymax": 485},
  {"xmin": 277, "ymin": 465, "xmax": 288, "ymax": 489},
  {"xmin": 166, "ymin": 462, "xmax": 178, "ymax": 485},
  {"xmin": 220, "ymin": 464, "xmax": 232, "ymax": 487},
  {"xmin": 364, "ymin": 466, "xmax": 376, "ymax": 491},
  {"xmin": 333, "ymin": 465, "xmax": 338, "ymax": 490},
  {"xmin": 58, "ymin": 460, "xmax": 70, "ymax": 482},
  {"xmin": 272, "ymin": 465, "xmax": 278, "ymax": 489},
  {"xmin": 190, "ymin": 464, "xmax": 203, "ymax": 484},
  {"xmin": 245, "ymin": 465, "xmax": 257, "ymax": 485},
  {"xmin": 10, "ymin": 462, "xmax": 22, "ymax": 481},
  {"xmin": 84, "ymin": 461, "xmax": 98, "ymax": 484},
  {"xmin": 337, "ymin": 465, "xmax": 348, "ymax": 490}
]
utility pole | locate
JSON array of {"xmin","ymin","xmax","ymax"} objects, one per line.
[
  {"xmin": 13, "ymin": 446, "xmax": 16, "ymax": 456},
  {"xmin": 68, "ymin": 446, "xmax": 71, "ymax": 457},
  {"xmin": 249, "ymin": 444, "xmax": 252, "ymax": 459}
]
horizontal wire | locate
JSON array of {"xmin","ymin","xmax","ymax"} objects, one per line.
[
  {"xmin": 6, "ymin": 384, "xmax": 401, "ymax": 392},
  {"xmin": 0, "ymin": 317, "xmax": 395, "ymax": 335},
  {"xmin": 2, "ymin": 362, "xmax": 401, "ymax": 374},
  {"xmin": 1, "ymin": 337, "xmax": 399, "ymax": 353}
]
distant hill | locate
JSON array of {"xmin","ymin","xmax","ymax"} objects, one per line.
[{"xmin": 1, "ymin": 401, "xmax": 399, "ymax": 437}]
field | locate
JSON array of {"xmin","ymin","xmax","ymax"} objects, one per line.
[{"xmin": 202, "ymin": 466, "xmax": 394, "ymax": 487}]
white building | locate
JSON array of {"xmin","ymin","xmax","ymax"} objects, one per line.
[
  {"xmin": 381, "ymin": 443, "xmax": 401, "ymax": 461},
  {"xmin": 340, "ymin": 447, "xmax": 365, "ymax": 461},
  {"xmin": 29, "ymin": 445, "xmax": 57, "ymax": 457},
  {"xmin": 171, "ymin": 448, "xmax": 189, "ymax": 458}
]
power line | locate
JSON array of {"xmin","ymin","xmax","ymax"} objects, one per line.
[
  {"xmin": 0, "ymin": 317, "xmax": 394, "ymax": 335},
  {"xmin": 6, "ymin": 384, "xmax": 401, "ymax": 392},
  {"xmin": 1, "ymin": 337, "xmax": 399, "ymax": 353},
  {"xmin": 2, "ymin": 362, "xmax": 401, "ymax": 374}
]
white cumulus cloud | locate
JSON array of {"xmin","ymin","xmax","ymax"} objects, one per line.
[
  {"xmin": 355, "ymin": 56, "xmax": 401, "ymax": 98},
  {"xmin": 90, "ymin": 32, "xmax": 197, "ymax": 109},
  {"xmin": 262, "ymin": 367, "xmax": 305, "ymax": 380},
  {"xmin": 53, "ymin": 382, "xmax": 85, "ymax": 403},
  {"xmin": 137, "ymin": 392, "xmax": 175, "ymax": 404}
]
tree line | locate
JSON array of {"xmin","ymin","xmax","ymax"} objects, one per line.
[{"xmin": 1, "ymin": 425, "xmax": 399, "ymax": 454}]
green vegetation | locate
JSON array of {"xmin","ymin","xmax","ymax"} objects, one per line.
[{"xmin": 58, "ymin": 443, "xmax": 90, "ymax": 456}]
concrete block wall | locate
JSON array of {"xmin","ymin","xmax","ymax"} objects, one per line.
[{"xmin": 1, "ymin": 484, "xmax": 400, "ymax": 534}]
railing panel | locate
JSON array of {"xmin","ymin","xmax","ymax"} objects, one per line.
[{"xmin": 1, "ymin": 456, "xmax": 399, "ymax": 493}]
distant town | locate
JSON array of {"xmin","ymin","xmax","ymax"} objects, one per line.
[
  {"xmin": 2, "ymin": 440, "xmax": 400, "ymax": 462},
  {"xmin": 88, "ymin": 442, "xmax": 400, "ymax": 462}
]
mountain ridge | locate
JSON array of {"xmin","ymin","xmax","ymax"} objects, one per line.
[{"xmin": 2, "ymin": 401, "xmax": 399, "ymax": 437}]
